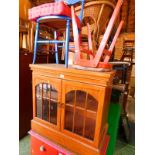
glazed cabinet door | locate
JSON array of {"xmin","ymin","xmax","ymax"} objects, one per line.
[
  {"xmin": 33, "ymin": 75, "xmax": 61, "ymax": 130},
  {"xmin": 61, "ymin": 80, "xmax": 106, "ymax": 147}
]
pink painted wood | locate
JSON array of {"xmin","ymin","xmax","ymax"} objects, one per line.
[
  {"xmin": 93, "ymin": 0, "xmax": 123, "ymax": 66},
  {"xmin": 87, "ymin": 23, "xmax": 94, "ymax": 60},
  {"xmin": 71, "ymin": 0, "xmax": 124, "ymax": 69},
  {"xmin": 104, "ymin": 20, "xmax": 124, "ymax": 63}
]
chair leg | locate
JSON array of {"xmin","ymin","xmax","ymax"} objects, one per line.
[
  {"xmin": 33, "ymin": 22, "xmax": 39, "ymax": 64},
  {"xmin": 122, "ymin": 64, "xmax": 127, "ymax": 84},
  {"xmin": 54, "ymin": 31, "xmax": 59, "ymax": 64},
  {"xmin": 65, "ymin": 19, "xmax": 70, "ymax": 68}
]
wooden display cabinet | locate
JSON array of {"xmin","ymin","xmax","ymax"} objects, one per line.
[{"xmin": 30, "ymin": 64, "xmax": 115, "ymax": 155}]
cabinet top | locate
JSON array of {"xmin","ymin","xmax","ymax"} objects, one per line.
[{"xmin": 30, "ymin": 64, "xmax": 115, "ymax": 86}]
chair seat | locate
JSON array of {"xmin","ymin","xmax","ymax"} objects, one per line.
[{"xmin": 28, "ymin": 1, "xmax": 81, "ymax": 29}]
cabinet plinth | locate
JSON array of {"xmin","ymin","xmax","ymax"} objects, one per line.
[{"xmin": 30, "ymin": 64, "xmax": 115, "ymax": 155}]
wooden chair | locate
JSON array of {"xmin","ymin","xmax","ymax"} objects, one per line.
[
  {"xmin": 29, "ymin": 0, "xmax": 85, "ymax": 67},
  {"xmin": 121, "ymin": 39, "xmax": 135, "ymax": 62},
  {"xmin": 71, "ymin": 0, "xmax": 124, "ymax": 70}
]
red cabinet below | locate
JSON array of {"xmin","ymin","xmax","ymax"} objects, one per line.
[
  {"xmin": 29, "ymin": 130, "xmax": 109, "ymax": 155},
  {"xmin": 29, "ymin": 130, "xmax": 74, "ymax": 155}
]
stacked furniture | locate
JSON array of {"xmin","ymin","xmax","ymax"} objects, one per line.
[
  {"xmin": 28, "ymin": 0, "xmax": 124, "ymax": 154},
  {"xmin": 28, "ymin": 0, "xmax": 85, "ymax": 67}
]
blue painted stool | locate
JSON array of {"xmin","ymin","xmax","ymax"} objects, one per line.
[{"xmin": 29, "ymin": 0, "xmax": 85, "ymax": 67}]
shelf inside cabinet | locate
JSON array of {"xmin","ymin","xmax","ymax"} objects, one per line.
[
  {"xmin": 64, "ymin": 104, "xmax": 97, "ymax": 140},
  {"xmin": 65, "ymin": 90, "xmax": 98, "ymax": 112}
]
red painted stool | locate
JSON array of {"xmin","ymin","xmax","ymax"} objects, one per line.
[{"xmin": 71, "ymin": 0, "xmax": 124, "ymax": 71}]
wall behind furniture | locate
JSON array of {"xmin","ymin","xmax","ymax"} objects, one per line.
[{"xmin": 19, "ymin": 0, "xmax": 32, "ymax": 20}]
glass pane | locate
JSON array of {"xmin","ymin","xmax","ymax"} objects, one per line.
[
  {"xmin": 43, "ymin": 83, "xmax": 50, "ymax": 98},
  {"xmin": 36, "ymin": 98, "xmax": 42, "ymax": 119},
  {"xmin": 36, "ymin": 84, "xmax": 42, "ymax": 118},
  {"xmin": 35, "ymin": 83, "xmax": 58, "ymax": 125},
  {"xmin": 50, "ymin": 86, "xmax": 58, "ymax": 101},
  {"xmin": 66, "ymin": 91, "xmax": 75, "ymax": 105},
  {"xmin": 76, "ymin": 90, "xmax": 86, "ymax": 108},
  {"xmin": 84, "ymin": 117, "xmax": 96, "ymax": 140},
  {"xmin": 87, "ymin": 94, "xmax": 98, "ymax": 112},
  {"xmin": 50, "ymin": 101, "xmax": 57, "ymax": 125},
  {"xmin": 36, "ymin": 84, "xmax": 42, "ymax": 98},
  {"xmin": 43, "ymin": 98, "xmax": 49, "ymax": 121},
  {"xmin": 74, "ymin": 109, "xmax": 84, "ymax": 136},
  {"xmin": 65, "ymin": 106, "xmax": 74, "ymax": 131}
]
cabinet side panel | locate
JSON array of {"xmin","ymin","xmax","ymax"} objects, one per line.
[{"xmin": 99, "ymin": 86, "xmax": 112, "ymax": 144}]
